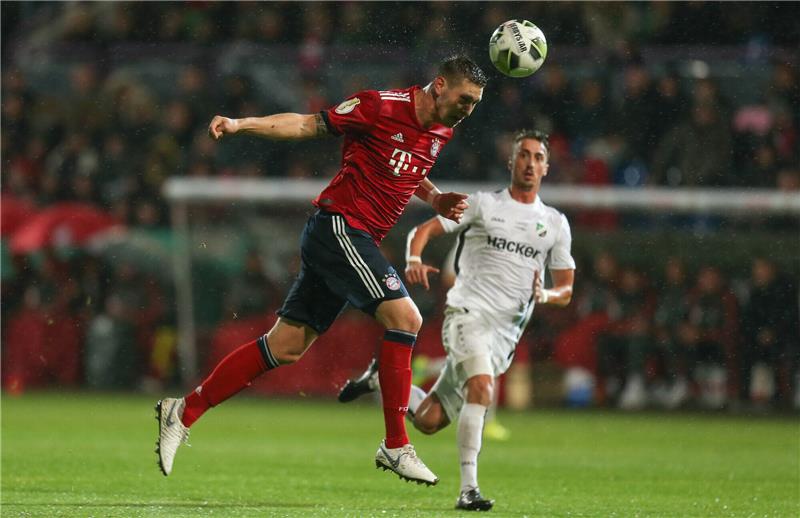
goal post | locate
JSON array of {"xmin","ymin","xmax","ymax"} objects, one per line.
[{"xmin": 164, "ymin": 177, "xmax": 799, "ymax": 384}]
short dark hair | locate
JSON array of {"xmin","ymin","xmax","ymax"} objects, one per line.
[
  {"xmin": 438, "ymin": 55, "xmax": 488, "ymax": 88},
  {"xmin": 513, "ymin": 129, "xmax": 550, "ymax": 157}
]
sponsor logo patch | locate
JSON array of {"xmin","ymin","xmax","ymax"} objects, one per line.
[{"xmin": 335, "ymin": 97, "xmax": 361, "ymax": 114}]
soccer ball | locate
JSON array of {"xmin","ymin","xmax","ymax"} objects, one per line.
[{"xmin": 488, "ymin": 20, "xmax": 547, "ymax": 78}]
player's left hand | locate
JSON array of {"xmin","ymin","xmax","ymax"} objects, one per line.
[
  {"xmin": 434, "ymin": 192, "xmax": 469, "ymax": 223},
  {"xmin": 405, "ymin": 261, "xmax": 440, "ymax": 290}
]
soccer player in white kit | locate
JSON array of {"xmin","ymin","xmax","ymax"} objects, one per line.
[{"xmin": 339, "ymin": 130, "xmax": 576, "ymax": 511}]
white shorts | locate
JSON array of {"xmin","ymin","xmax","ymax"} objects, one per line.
[{"xmin": 430, "ymin": 306, "xmax": 517, "ymax": 422}]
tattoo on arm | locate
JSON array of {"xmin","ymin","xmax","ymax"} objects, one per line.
[{"xmin": 314, "ymin": 113, "xmax": 328, "ymax": 136}]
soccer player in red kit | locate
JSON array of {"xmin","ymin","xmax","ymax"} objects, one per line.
[{"xmin": 156, "ymin": 56, "xmax": 487, "ymax": 485}]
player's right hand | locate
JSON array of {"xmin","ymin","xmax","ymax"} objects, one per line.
[
  {"xmin": 208, "ymin": 115, "xmax": 238, "ymax": 140},
  {"xmin": 405, "ymin": 261, "xmax": 440, "ymax": 290},
  {"xmin": 434, "ymin": 192, "xmax": 469, "ymax": 223},
  {"xmin": 533, "ymin": 270, "xmax": 548, "ymax": 304}
]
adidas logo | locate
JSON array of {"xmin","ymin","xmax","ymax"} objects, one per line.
[{"xmin": 391, "ymin": 133, "xmax": 404, "ymax": 143}]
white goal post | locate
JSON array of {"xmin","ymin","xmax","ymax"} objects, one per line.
[{"xmin": 163, "ymin": 177, "xmax": 799, "ymax": 382}]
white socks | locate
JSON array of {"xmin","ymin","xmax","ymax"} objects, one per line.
[
  {"xmin": 458, "ymin": 402, "xmax": 487, "ymax": 492},
  {"xmin": 409, "ymin": 384, "xmax": 427, "ymax": 415}
]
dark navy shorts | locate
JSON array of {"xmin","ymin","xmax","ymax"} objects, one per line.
[{"xmin": 277, "ymin": 210, "xmax": 409, "ymax": 334}]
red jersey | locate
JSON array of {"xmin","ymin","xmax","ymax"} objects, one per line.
[{"xmin": 314, "ymin": 86, "xmax": 453, "ymax": 243}]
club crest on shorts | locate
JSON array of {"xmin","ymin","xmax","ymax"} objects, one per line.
[
  {"xmin": 430, "ymin": 138, "xmax": 441, "ymax": 157},
  {"xmin": 383, "ymin": 273, "xmax": 401, "ymax": 291},
  {"xmin": 335, "ymin": 97, "xmax": 360, "ymax": 114}
]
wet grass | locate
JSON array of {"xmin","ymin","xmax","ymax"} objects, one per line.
[{"xmin": 2, "ymin": 392, "xmax": 798, "ymax": 517}]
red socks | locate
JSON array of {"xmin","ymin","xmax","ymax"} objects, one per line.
[
  {"xmin": 180, "ymin": 328, "xmax": 417, "ymax": 450},
  {"xmin": 378, "ymin": 330, "xmax": 417, "ymax": 449},
  {"xmin": 181, "ymin": 334, "xmax": 279, "ymax": 427}
]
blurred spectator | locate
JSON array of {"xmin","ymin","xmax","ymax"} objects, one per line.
[
  {"xmin": 161, "ymin": 100, "xmax": 196, "ymax": 149},
  {"xmin": 651, "ymin": 102, "xmax": 733, "ymax": 186},
  {"xmin": 617, "ymin": 62, "xmax": 658, "ymax": 163},
  {"xmin": 566, "ymin": 77, "xmax": 610, "ymax": 148},
  {"xmin": 44, "ymin": 133, "xmax": 100, "ymax": 202},
  {"xmin": 65, "ymin": 63, "xmax": 109, "ymax": 136},
  {"xmin": 691, "ymin": 78, "xmax": 731, "ymax": 119},
  {"xmin": 766, "ymin": 62, "xmax": 800, "ymax": 129},
  {"xmin": 85, "ymin": 294, "xmax": 139, "ymax": 389},
  {"xmin": 531, "ymin": 65, "xmax": 574, "ymax": 138},
  {"xmin": 678, "ymin": 266, "xmax": 739, "ymax": 408},
  {"xmin": 555, "ymin": 251, "xmax": 619, "ymax": 400},
  {"xmin": 741, "ymin": 258, "xmax": 800, "ymax": 406},
  {"xmin": 596, "ymin": 266, "xmax": 656, "ymax": 409},
  {"xmin": 737, "ymin": 138, "xmax": 781, "ymax": 187},
  {"xmin": 174, "ymin": 65, "xmax": 213, "ymax": 124},
  {"xmin": 652, "ymin": 71, "xmax": 689, "ymax": 141},
  {"xmin": 106, "ymin": 262, "xmax": 166, "ymax": 379},
  {"xmin": 224, "ymin": 249, "xmax": 281, "ymax": 320},
  {"xmin": 157, "ymin": 6, "xmax": 186, "ymax": 42},
  {"xmin": 334, "ymin": 2, "xmax": 372, "ymax": 45},
  {"xmin": 2, "ymin": 255, "xmax": 84, "ymax": 391},
  {"xmin": 97, "ymin": 133, "xmax": 137, "ymax": 205},
  {"xmin": 298, "ymin": 3, "xmax": 333, "ymax": 72},
  {"xmin": 651, "ymin": 258, "xmax": 691, "ymax": 408}
]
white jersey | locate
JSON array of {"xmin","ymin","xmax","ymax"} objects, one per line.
[{"xmin": 437, "ymin": 188, "xmax": 576, "ymax": 342}]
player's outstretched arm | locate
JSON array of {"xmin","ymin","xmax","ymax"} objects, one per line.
[
  {"xmin": 414, "ymin": 178, "xmax": 469, "ymax": 223},
  {"xmin": 208, "ymin": 113, "xmax": 329, "ymax": 141},
  {"xmin": 534, "ymin": 269, "xmax": 574, "ymax": 307},
  {"xmin": 404, "ymin": 218, "xmax": 446, "ymax": 290}
]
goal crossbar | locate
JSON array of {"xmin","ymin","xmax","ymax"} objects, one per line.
[{"xmin": 165, "ymin": 178, "xmax": 800, "ymax": 215}]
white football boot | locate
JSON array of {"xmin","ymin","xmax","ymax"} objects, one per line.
[
  {"xmin": 155, "ymin": 398, "xmax": 190, "ymax": 476},
  {"xmin": 375, "ymin": 440, "xmax": 438, "ymax": 486}
]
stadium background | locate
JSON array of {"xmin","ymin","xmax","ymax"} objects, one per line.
[{"xmin": 2, "ymin": 2, "xmax": 799, "ymax": 411}]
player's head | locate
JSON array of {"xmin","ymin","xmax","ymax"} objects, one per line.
[
  {"xmin": 431, "ymin": 55, "xmax": 487, "ymax": 127},
  {"xmin": 508, "ymin": 129, "xmax": 550, "ymax": 192}
]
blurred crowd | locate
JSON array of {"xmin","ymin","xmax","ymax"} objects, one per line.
[
  {"xmin": 528, "ymin": 253, "xmax": 799, "ymax": 410},
  {"xmin": 2, "ymin": 3, "xmax": 799, "ymax": 228},
  {"xmin": 3, "ymin": 243, "xmax": 799, "ymax": 410},
  {"xmin": 2, "ymin": 2, "xmax": 799, "ymax": 409}
]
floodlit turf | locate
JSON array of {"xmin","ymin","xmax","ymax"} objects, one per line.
[{"xmin": 2, "ymin": 393, "xmax": 798, "ymax": 517}]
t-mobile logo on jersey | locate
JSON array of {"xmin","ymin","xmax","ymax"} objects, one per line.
[{"xmin": 388, "ymin": 148, "xmax": 428, "ymax": 177}]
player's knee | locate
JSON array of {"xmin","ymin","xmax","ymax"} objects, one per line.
[
  {"xmin": 377, "ymin": 298, "xmax": 423, "ymax": 333},
  {"xmin": 404, "ymin": 309, "xmax": 423, "ymax": 334},
  {"xmin": 465, "ymin": 375, "xmax": 493, "ymax": 406},
  {"xmin": 412, "ymin": 397, "xmax": 449, "ymax": 434},
  {"xmin": 268, "ymin": 336, "xmax": 308, "ymax": 365},
  {"xmin": 401, "ymin": 302, "xmax": 423, "ymax": 333},
  {"xmin": 266, "ymin": 319, "xmax": 316, "ymax": 365},
  {"xmin": 413, "ymin": 419, "xmax": 438, "ymax": 435},
  {"xmin": 412, "ymin": 414, "xmax": 442, "ymax": 435},
  {"xmin": 390, "ymin": 305, "xmax": 422, "ymax": 334}
]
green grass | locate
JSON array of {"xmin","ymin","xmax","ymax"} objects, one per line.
[{"xmin": 2, "ymin": 393, "xmax": 798, "ymax": 517}]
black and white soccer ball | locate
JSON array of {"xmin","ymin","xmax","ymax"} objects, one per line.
[{"xmin": 488, "ymin": 20, "xmax": 548, "ymax": 78}]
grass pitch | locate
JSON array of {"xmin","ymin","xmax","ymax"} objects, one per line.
[{"xmin": 2, "ymin": 393, "xmax": 798, "ymax": 517}]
